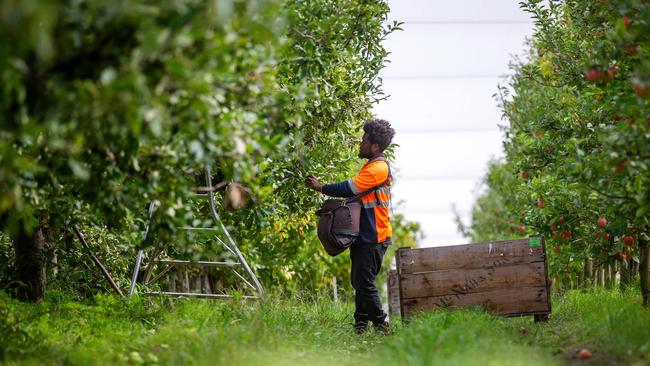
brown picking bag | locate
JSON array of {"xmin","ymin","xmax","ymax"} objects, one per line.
[
  {"xmin": 315, "ymin": 158, "xmax": 390, "ymax": 256},
  {"xmin": 316, "ymin": 199, "xmax": 363, "ymax": 256}
]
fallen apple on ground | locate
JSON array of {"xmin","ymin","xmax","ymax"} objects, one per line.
[{"xmin": 579, "ymin": 348, "xmax": 592, "ymax": 360}]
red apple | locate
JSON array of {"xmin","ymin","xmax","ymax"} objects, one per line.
[
  {"xmin": 633, "ymin": 82, "xmax": 649, "ymax": 98},
  {"xmin": 561, "ymin": 229, "xmax": 571, "ymax": 241},
  {"xmin": 603, "ymin": 233, "xmax": 610, "ymax": 241},
  {"xmin": 614, "ymin": 161, "xmax": 625, "ymax": 174},
  {"xmin": 617, "ymin": 252, "xmax": 628, "ymax": 262},
  {"xmin": 518, "ymin": 224, "xmax": 526, "ymax": 232},
  {"xmin": 597, "ymin": 216, "xmax": 607, "ymax": 227},
  {"xmin": 627, "ymin": 44, "xmax": 638, "ymax": 55},
  {"xmin": 623, "ymin": 16, "xmax": 632, "ymax": 28},
  {"xmin": 558, "ymin": 216, "xmax": 566, "ymax": 225},
  {"xmin": 624, "ymin": 236, "xmax": 634, "ymax": 246},
  {"xmin": 586, "ymin": 68, "xmax": 603, "ymax": 82},
  {"xmin": 536, "ymin": 198, "xmax": 544, "ymax": 208},
  {"xmin": 579, "ymin": 348, "xmax": 592, "ymax": 360},
  {"xmin": 521, "ymin": 170, "xmax": 530, "ymax": 179}
]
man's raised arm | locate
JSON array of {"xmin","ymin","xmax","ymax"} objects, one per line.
[{"xmin": 305, "ymin": 175, "xmax": 355, "ymax": 197}]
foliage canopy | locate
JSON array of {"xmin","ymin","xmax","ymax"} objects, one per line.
[{"xmin": 0, "ymin": 0, "xmax": 419, "ymax": 297}]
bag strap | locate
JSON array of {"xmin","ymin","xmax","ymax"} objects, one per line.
[{"xmin": 346, "ymin": 157, "xmax": 391, "ymax": 203}]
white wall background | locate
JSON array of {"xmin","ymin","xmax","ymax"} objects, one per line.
[{"xmin": 374, "ymin": 1, "xmax": 535, "ymax": 247}]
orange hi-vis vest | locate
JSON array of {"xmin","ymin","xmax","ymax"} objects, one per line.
[{"xmin": 322, "ymin": 157, "xmax": 392, "ymax": 244}]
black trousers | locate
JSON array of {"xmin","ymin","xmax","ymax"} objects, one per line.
[{"xmin": 350, "ymin": 240, "xmax": 388, "ymax": 324}]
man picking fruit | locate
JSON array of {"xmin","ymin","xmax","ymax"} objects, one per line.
[{"xmin": 305, "ymin": 119, "xmax": 395, "ymax": 334}]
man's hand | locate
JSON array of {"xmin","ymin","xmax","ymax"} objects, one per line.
[{"xmin": 305, "ymin": 175, "xmax": 323, "ymax": 192}]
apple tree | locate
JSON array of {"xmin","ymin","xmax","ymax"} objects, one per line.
[
  {"xmin": 0, "ymin": 0, "xmax": 418, "ymax": 301},
  {"xmin": 461, "ymin": 0, "xmax": 650, "ymax": 305}
]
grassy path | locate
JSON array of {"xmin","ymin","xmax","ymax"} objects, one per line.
[{"xmin": 1, "ymin": 288, "xmax": 649, "ymax": 365}]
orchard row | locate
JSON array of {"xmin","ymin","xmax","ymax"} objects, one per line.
[{"xmin": 460, "ymin": 0, "xmax": 650, "ymax": 305}]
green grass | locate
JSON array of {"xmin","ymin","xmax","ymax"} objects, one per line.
[
  {"xmin": 535, "ymin": 288, "xmax": 650, "ymax": 365},
  {"xmin": 1, "ymin": 288, "xmax": 649, "ymax": 365}
]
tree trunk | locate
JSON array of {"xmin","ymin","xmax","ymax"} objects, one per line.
[
  {"xmin": 181, "ymin": 266, "xmax": 190, "ymax": 293},
  {"xmin": 12, "ymin": 223, "xmax": 46, "ymax": 302},
  {"xmin": 639, "ymin": 233, "xmax": 649, "ymax": 307},
  {"xmin": 584, "ymin": 256, "xmax": 593, "ymax": 288},
  {"xmin": 620, "ymin": 258, "xmax": 632, "ymax": 290},
  {"xmin": 605, "ymin": 260, "xmax": 614, "ymax": 289},
  {"xmin": 202, "ymin": 270, "xmax": 212, "ymax": 294},
  {"xmin": 578, "ymin": 269, "xmax": 584, "ymax": 289},
  {"xmin": 167, "ymin": 272, "xmax": 176, "ymax": 292},
  {"xmin": 597, "ymin": 266, "xmax": 604, "ymax": 287}
]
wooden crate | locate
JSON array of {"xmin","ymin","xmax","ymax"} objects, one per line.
[{"xmin": 391, "ymin": 236, "xmax": 551, "ymax": 320}]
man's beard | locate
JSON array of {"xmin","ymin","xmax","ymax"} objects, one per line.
[{"xmin": 358, "ymin": 149, "xmax": 371, "ymax": 159}]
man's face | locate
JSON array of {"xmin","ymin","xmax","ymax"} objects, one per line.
[{"xmin": 359, "ymin": 133, "xmax": 373, "ymax": 158}]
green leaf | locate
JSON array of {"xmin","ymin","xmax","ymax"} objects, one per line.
[{"xmin": 68, "ymin": 159, "xmax": 90, "ymax": 181}]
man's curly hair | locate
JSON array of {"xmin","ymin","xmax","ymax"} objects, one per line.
[{"xmin": 363, "ymin": 119, "xmax": 395, "ymax": 152}]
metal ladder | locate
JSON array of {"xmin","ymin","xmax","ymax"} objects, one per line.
[{"xmin": 128, "ymin": 166, "xmax": 264, "ymax": 299}]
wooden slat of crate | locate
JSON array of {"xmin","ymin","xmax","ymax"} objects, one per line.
[
  {"xmin": 397, "ymin": 238, "xmax": 544, "ymax": 275},
  {"xmin": 387, "ymin": 269, "xmax": 400, "ymax": 319},
  {"xmin": 400, "ymin": 285, "xmax": 549, "ymax": 318},
  {"xmin": 399, "ymin": 262, "xmax": 546, "ymax": 299}
]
